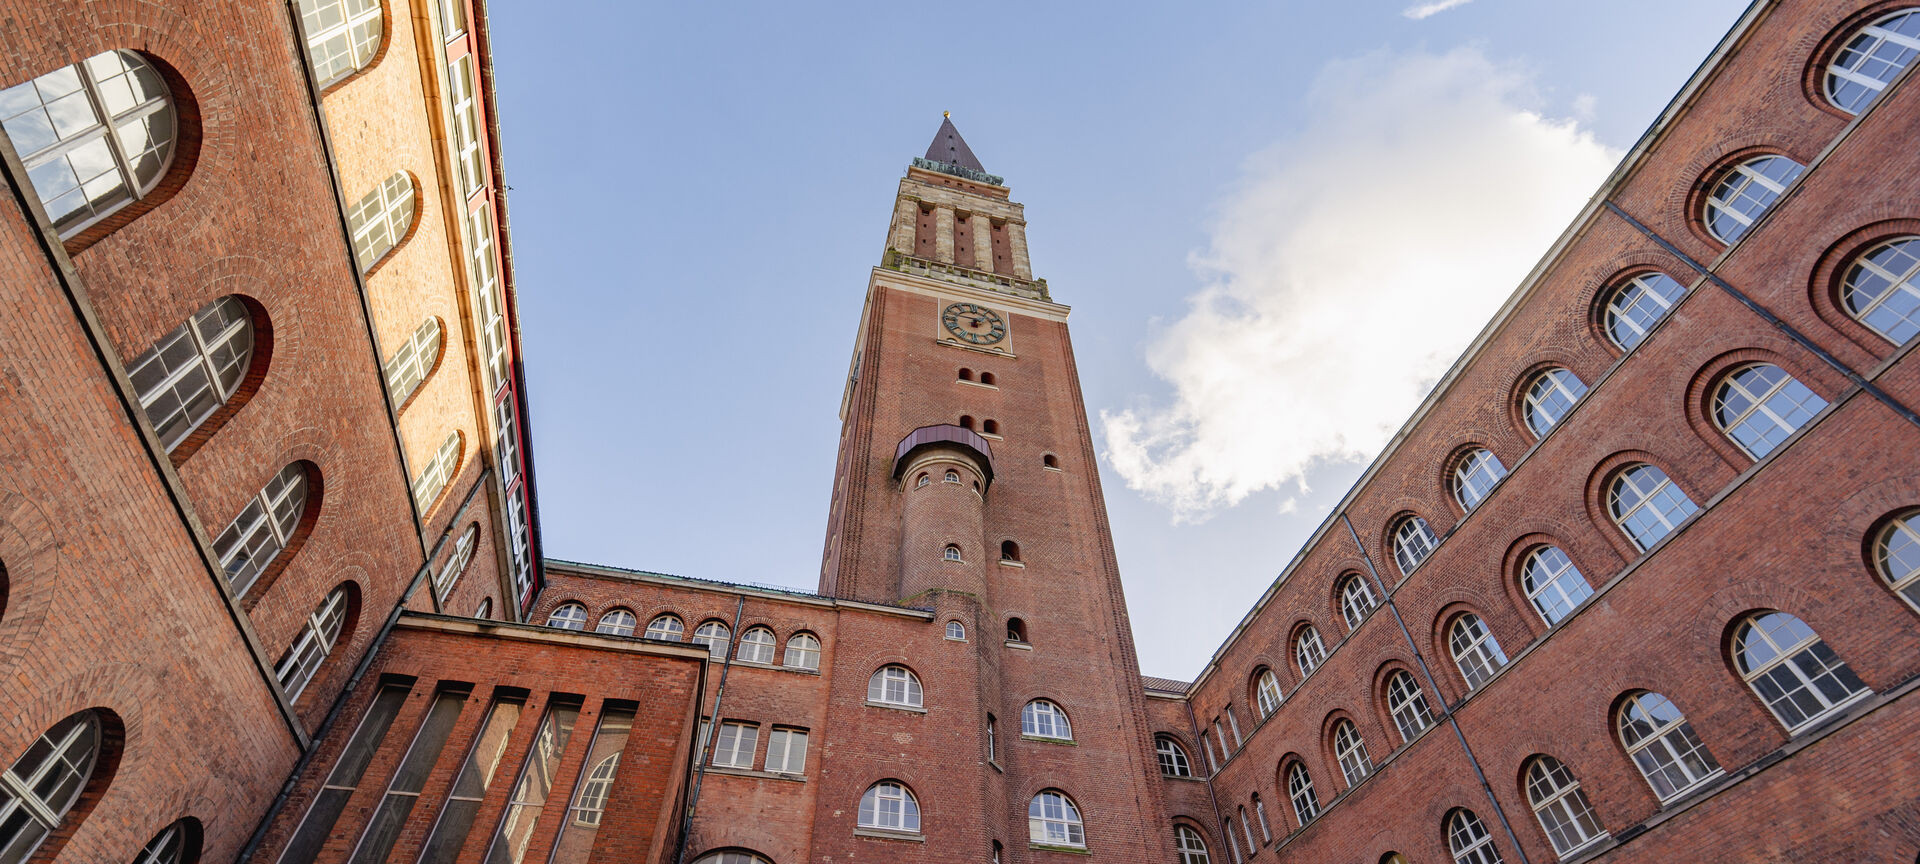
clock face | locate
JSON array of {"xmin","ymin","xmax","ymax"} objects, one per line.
[{"xmin": 942, "ymin": 302, "xmax": 1007, "ymax": 345}]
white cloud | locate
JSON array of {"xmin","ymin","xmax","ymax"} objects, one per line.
[
  {"xmin": 1403, "ymin": 0, "xmax": 1475, "ymax": 19},
  {"xmin": 1101, "ymin": 48, "xmax": 1621, "ymax": 521}
]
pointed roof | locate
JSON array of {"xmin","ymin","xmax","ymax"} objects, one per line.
[{"xmin": 924, "ymin": 114, "xmax": 986, "ymax": 173}]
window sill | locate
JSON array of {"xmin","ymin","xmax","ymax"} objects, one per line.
[
  {"xmin": 855, "ymin": 827, "xmax": 925, "ymax": 842},
  {"xmin": 1021, "ymin": 735, "xmax": 1077, "ymax": 746},
  {"xmin": 702, "ymin": 764, "xmax": 806, "ymax": 783},
  {"xmin": 730, "ymin": 659, "xmax": 821, "ymax": 676},
  {"xmin": 1028, "ymin": 843, "xmax": 1091, "ymax": 855},
  {"xmin": 980, "ymin": 432, "xmax": 1004, "ymax": 440},
  {"xmin": 1004, "ymin": 641, "xmax": 1033, "ymax": 651},
  {"xmin": 945, "ymin": 635, "xmax": 968, "ymax": 642},
  {"xmin": 1161, "ymin": 774, "xmax": 1206, "ymax": 783},
  {"xmin": 865, "ymin": 700, "xmax": 928, "ymax": 714},
  {"xmin": 999, "ymin": 560, "xmax": 1025, "ymax": 568},
  {"xmin": 989, "ymin": 759, "xmax": 1004, "ymax": 773},
  {"xmin": 958, "ymin": 379, "xmax": 999, "ymax": 390}
]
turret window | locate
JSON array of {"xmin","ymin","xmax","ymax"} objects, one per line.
[
  {"xmin": 944, "ymin": 471, "xmax": 960, "ymax": 484},
  {"xmin": 946, "ymin": 621, "xmax": 967, "ymax": 641},
  {"xmin": 1000, "ymin": 540, "xmax": 1021, "ymax": 562},
  {"xmin": 1007, "ymin": 618, "xmax": 1029, "ymax": 644}
]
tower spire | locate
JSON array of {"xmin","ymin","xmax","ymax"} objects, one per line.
[{"xmin": 914, "ymin": 114, "xmax": 1002, "ymax": 185}]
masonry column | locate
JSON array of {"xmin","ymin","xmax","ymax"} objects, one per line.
[{"xmin": 934, "ymin": 206, "xmax": 957, "ymax": 264}]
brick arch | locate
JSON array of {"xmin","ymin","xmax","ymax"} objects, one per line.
[
  {"xmin": 1681, "ymin": 344, "xmax": 1833, "ymax": 469},
  {"xmin": 1245, "ymin": 662, "xmax": 1283, "ymax": 712},
  {"xmin": 1582, "ymin": 449, "xmax": 1708, "ymax": 562},
  {"xmin": 1436, "ymin": 439, "xmax": 1505, "ymax": 515},
  {"xmin": 638, "ymin": 607, "xmax": 687, "ymax": 634},
  {"xmin": 1428, "ymin": 599, "xmax": 1506, "ymax": 699},
  {"xmin": 1326, "ymin": 562, "xmax": 1376, "ymax": 630},
  {"xmin": 1806, "ymin": 216, "xmax": 1920, "ymax": 356},
  {"xmin": 1378, "ymin": 507, "xmax": 1442, "ymax": 580},
  {"xmin": 1368, "ymin": 657, "xmax": 1428, "ymax": 748},
  {"xmin": 0, "ymin": 485, "xmax": 64, "ymax": 669},
  {"xmin": 1799, "ymin": 1, "xmax": 1920, "ymax": 118},
  {"xmin": 1581, "ymin": 253, "xmax": 1700, "ymax": 355},
  {"xmin": 1499, "ymin": 531, "xmax": 1600, "ymax": 638},
  {"xmin": 57, "ymin": 51, "xmax": 204, "ymax": 255},
  {"xmin": 1679, "ymin": 140, "xmax": 1816, "ymax": 249},
  {"xmin": 1169, "ymin": 816, "xmax": 1220, "ymax": 853},
  {"xmin": 162, "ymin": 293, "xmax": 275, "ymax": 467},
  {"xmin": 354, "ymin": 169, "xmax": 428, "ymax": 278},
  {"xmin": 1317, "ymin": 708, "xmax": 1369, "ymax": 786}
]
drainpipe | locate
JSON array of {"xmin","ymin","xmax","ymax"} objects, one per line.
[
  {"xmin": 673, "ymin": 595, "xmax": 747, "ymax": 864},
  {"xmin": 1184, "ymin": 696, "xmax": 1233, "ymax": 857}
]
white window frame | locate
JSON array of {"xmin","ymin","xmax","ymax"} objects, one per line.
[
  {"xmin": 644, "ymin": 615, "xmax": 684, "ymax": 641},
  {"xmin": 1451, "ymin": 448, "xmax": 1507, "ymax": 511},
  {"xmin": 545, "ymin": 602, "xmax": 587, "ymax": 630},
  {"xmin": 1286, "ymin": 763, "xmax": 1318, "ymax": 825},
  {"xmin": 411, "ymin": 431, "xmax": 461, "ymax": 511},
  {"xmin": 1877, "ymin": 510, "xmax": 1920, "ymax": 613},
  {"xmin": 1522, "ymin": 368, "xmax": 1587, "ymax": 438},
  {"xmin": 0, "ymin": 712, "xmax": 101, "ymax": 860},
  {"xmin": 765, "ymin": 727, "xmax": 807, "ymax": 774},
  {"xmin": 1027, "ymin": 791, "xmax": 1085, "ymax": 848},
  {"xmin": 784, "ymin": 632, "xmax": 821, "ymax": 670},
  {"xmin": 1524, "ymin": 756, "xmax": 1607, "ymax": 856},
  {"xmin": 346, "ymin": 171, "xmax": 416, "ymax": 272},
  {"xmin": 1521, "ymin": 546, "xmax": 1592, "ymax": 626},
  {"xmin": 214, "ymin": 463, "xmax": 309, "ymax": 597},
  {"xmin": 127, "ymin": 295, "xmax": 254, "ymax": 452},
  {"xmin": 1608, "ymin": 465, "xmax": 1698, "ymax": 551},
  {"xmin": 945, "ymin": 621, "xmax": 966, "ymax": 641},
  {"xmin": 1294, "ymin": 626, "xmax": 1327, "ymax": 676},
  {"xmin": 383, "ymin": 317, "xmax": 443, "ymax": 407},
  {"xmin": 1255, "ymin": 670, "xmax": 1283, "ymax": 718},
  {"xmin": 1825, "ymin": 10, "xmax": 1920, "ymax": 114},
  {"xmin": 134, "ymin": 819, "xmax": 191, "ymax": 864},
  {"xmin": 1447, "ymin": 614, "xmax": 1508, "ymax": 690},
  {"xmin": 1732, "ymin": 612, "xmax": 1870, "ymax": 731},
  {"xmin": 709, "ymin": 721, "xmax": 758, "ymax": 769},
  {"xmin": 868, "ymin": 665, "xmax": 923, "ymax": 708},
  {"xmin": 1712, "ymin": 364, "xmax": 1826, "ymax": 459},
  {"xmin": 1703, "ymin": 155, "xmax": 1804, "ymax": 244},
  {"xmin": 594, "ymin": 609, "xmax": 636, "ymax": 636},
  {"xmin": 0, "ymin": 51, "xmax": 178, "ymax": 237},
  {"xmin": 1156, "ymin": 735, "xmax": 1192, "ymax": 778},
  {"xmin": 1339, "ymin": 576, "xmax": 1376, "ymax": 630},
  {"xmin": 1333, "ymin": 720, "xmax": 1370, "ymax": 787},
  {"xmin": 1841, "ymin": 237, "xmax": 1920, "ymax": 345},
  {"xmin": 1386, "ymin": 671, "xmax": 1432, "ymax": 743},
  {"xmin": 276, "ymin": 587, "xmax": 349, "ymax": 701},
  {"xmin": 299, "ymin": 0, "xmax": 383, "ymax": 87},
  {"xmin": 857, "ymin": 781, "xmax": 920, "ymax": 833},
  {"xmin": 1176, "ymin": 825, "xmax": 1211, "ymax": 864},
  {"xmin": 432, "ymin": 524, "xmax": 478, "ymax": 601},
  {"xmin": 1447, "ymin": 810, "xmax": 1502, "ymax": 864},
  {"xmin": 691, "ymin": 621, "xmax": 731, "ymax": 659},
  {"xmin": 1617, "ymin": 691, "xmax": 1721, "ymax": 801},
  {"xmin": 1021, "ymin": 700, "xmax": 1073, "ymax": 740},
  {"xmin": 1392, "ymin": 517, "xmax": 1438, "ymax": 574},
  {"xmin": 736, "ymin": 627, "xmax": 776, "ymax": 664},
  {"xmin": 1604, "ymin": 272, "xmax": 1687, "ymax": 350}
]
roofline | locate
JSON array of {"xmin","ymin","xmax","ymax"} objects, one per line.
[
  {"xmin": 544, "ymin": 559, "xmax": 939, "ymax": 620},
  {"xmin": 397, "ymin": 611, "xmax": 716, "ymax": 660},
  {"xmin": 1180, "ymin": 0, "xmax": 1778, "ymax": 698}
]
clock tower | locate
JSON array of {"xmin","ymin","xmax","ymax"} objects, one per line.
[{"xmin": 815, "ymin": 117, "xmax": 1169, "ymax": 858}]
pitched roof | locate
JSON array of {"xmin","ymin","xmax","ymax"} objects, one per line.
[
  {"xmin": 1142, "ymin": 675, "xmax": 1191, "ymax": 695},
  {"xmin": 924, "ymin": 114, "xmax": 986, "ymax": 173}
]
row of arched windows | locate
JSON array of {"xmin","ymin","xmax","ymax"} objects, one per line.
[
  {"xmin": 854, "ymin": 780, "xmax": 1089, "ymax": 848},
  {"xmin": 543, "ymin": 604, "xmax": 825, "ymax": 670}
]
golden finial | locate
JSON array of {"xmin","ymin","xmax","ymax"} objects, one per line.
[{"xmin": 943, "ymin": 111, "xmax": 951, "ymax": 119}]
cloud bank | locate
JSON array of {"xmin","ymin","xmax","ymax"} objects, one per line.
[
  {"xmin": 1101, "ymin": 48, "xmax": 1620, "ymax": 520},
  {"xmin": 1403, "ymin": 0, "xmax": 1475, "ymax": 19}
]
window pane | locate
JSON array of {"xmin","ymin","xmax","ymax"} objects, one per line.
[
  {"xmin": 484, "ymin": 700, "xmax": 581, "ymax": 864},
  {"xmin": 550, "ymin": 708, "xmax": 634, "ymax": 864},
  {"xmin": 281, "ymin": 684, "xmax": 411, "ymax": 864},
  {"xmin": 349, "ymin": 687, "xmax": 468, "ymax": 864}
]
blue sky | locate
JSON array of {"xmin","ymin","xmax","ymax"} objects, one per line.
[{"xmin": 491, "ymin": 0, "xmax": 1750, "ymax": 679}]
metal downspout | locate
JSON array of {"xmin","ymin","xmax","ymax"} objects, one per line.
[
  {"xmin": 1184, "ymin": 696, "xmax": 1233, "ymax": 857},
  {"xmin": 673, "ymin": 595, "xmax": 747, "ymax": 864}
]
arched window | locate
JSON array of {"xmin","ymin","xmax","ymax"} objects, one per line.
[
  {"xmin": 214, "ymin": 462, "xmax": 312, "ymax": 598},
  {"xmin": 432, "ymin": 523, "xmax": 479, "ymax": 601},
  {"xmin": 411, "ymin": 431, "xmax": 462, "ymax": 512},
  {"xmin": 1446, "ymin": 809, "xmax": 1503, "ymax": 864},
  {"xmin": 980, "ymin": 372, "xmax": 996, "ymax": 386},
  {"xmin": 1339, "ymin": 575, "xmax": 1376, "ymax": 631},
  {"xmin": 1447, "ymin": 614, "xmax": 1508, "ymax": 690},
  {"xmin": 276, "ymin": 585, "xmax": 351, "ymax": 700},
  {"xmin": 644, "ymin": 614, "xmax": 684, "ymax": 641},
  {"xmin": 1386, "ymin": 671, "xmax": 1433, "ymax": 743},
  {"xmin": 958, "ymin": 368, "xmax": 974, "ymax": 381},
  {"xmin": 1703, "ymin": 155, "xmax": 1805, "ymax": 243},
  {"xmin": 545, "ymin": 602, "xmax": 587, "ymax": 630},
  {"xmin": 1286, "ymin": 762, "xmax": 1319, "ymax": 825},
  {"xmin": 133, "ymin": 818, "xmax": 199, "ymax": 864},
  {"xmin": 1524, "ymin": 756, "xmax": 1605, "ymax": 856},
  {"xmin": 1523, "ymin": 368, "xmax": 1588, "ymax": 437},
  {"xmin": 1713, "ymin": 364, "xmax": 1826, "ymax": 458},
  {"xmin": 1841, "ymin": 237, "xmax": 1920, "ymax": 345},
  {"xmin": 1252, "ymin": 793, "xmax": 1272, "ymax": 842},
  {"xmin": 1254, "ymin": 669, "xmax": 1283, "ymax": 718},
  {"xmin": 383, "ymin": 317, "xmax": 443, "ymax": 408},
  {"xmin": 594, "ymin": 608, "xmax": 636, "ymax": 636},
  {"xmin": 915, "ymin": 472, "xmax": 929, "ymax": 488},
  {"xmin": 1027, "ymin": 791, "xmax": 1085, "ymax": 848},
  {"xmin": 691, "ymin": 853, "xmax": 772, "ymax": 864},
  {"xmin": 736, "ymin": 627, "xmax": 776, "ymax": 664},
  {"xmin": 1175, "ymin": 825, "xmax": 1211, "ymax": 864},
  {"xmin": 1006, "ymin": 618, "xmax": 1029, "ymax": 644},
  {"xmin": 1022, "ymin": 700, "xmax": 1072, "ymax": 740},
  {"xmin": 1452, "ymin": 448, "xmax": 1507, "ymax": 511},
  {"xmin": 942, "ymin": 544, "xmax": 963, "ymax": 563},
  {"xmin": 475, "ymin": 597, "xmax": 491, "ymax": 619},
  {"xmin": 570, "ymin": 752, "xmax": 620, "ymax": 827},
  {"xmin": 1609, "ymin": 464, "xmax": 1699, "ymax": 551},
  {"xmin": 0, "ymin": 710, "xmax": 104, "ymax": 860},
  {"xmin": 0, "ymin": 51, "xmax": 179, "ymax": 238},
  {"xmin": 945, "ymin": 620, "xmax": 966, "ymax": 640},
  {"xmin": 1876, "ymin": 510, "xmax": 1920, "ymax": 612},
  {"xmin": 1522, "ymin": 546, "xmax": 1593, "ymax": 625},
  {"xmin": 298, "ymin": 0, "xmax": 384, "ymax": 87},
  {"xmin": 1294, "ymin": 626, "xmax": 1327, "ymax": 676},
  {"xmin": 868, "ymin": 665, "xmax": 923, "ymax": 708},
  {"xmin": 1825, "ymin": 9, "xmax": 1920, "ymax": 114},
  {"xmin": 983, "ymin": 419, "xmax": 1000, "ymax": 435},
  {"xmin": 128, "ymin": 295, "xmax": 255, "ymax": 452},
  {"xmin": 944, "ymin": 470, "xmax": 960, "ymax": 484},
  {"xmin": 347, "ymin": 172, "xmax": 417, "ymax": 272},
  {"xmin": 1604, "ymin": 271, "xmax": 1689, "ymax": 350},
  {"xmin": 1238, "ymin": 805, "xmax": 1256, "ymax": 853},
  {"xmin": 785, "ymin": 632, "xmax": 821, "ymax": 670},
  {"xmin": 1043, "ymin": 453, "xmax": 1060, "ymax": 469},
  {"xmin": 1000, "ymin": 540, "xmax": 1021, "ymax": 562},
  {"xmin": 987, "ymin": 715, "xmax": 997, "ymax": 763},
  {"xmin": 1392, "ymin": 516, "xmax": 1438, "ymax": 575},
  {"xmin": 1732, "ymin": 611, "xmax": 1869, "ymax": 731},
  {"xmin": 1617, "ymin": 691, "xmax": 1721, "ymax": 800},
  {"xmin": 857, "ymin": 781, "xmax": 920, "ymax": 833},
  {"xmin": 1333, "ymin": 719, "xmax": 1371, "ymax": 787},
  {"xmin": 1155, "ymin": 735, "xmax": 1192, "ymax": 777},
  {"xmin": 691, "ymin": 621, "xmax": 731, "ymax": 659},
  {"xmin": 959, "ymin": 416, "xmax": 975, "ymax": 431}
]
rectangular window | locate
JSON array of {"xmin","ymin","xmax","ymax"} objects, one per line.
[
  {"xmin": 466, "ymin": 203, "xmax": 508, "ymax": 395},
  {"xmin": 549, "ymin": 705, "xmax": 636, "ymax": 864},
  {"xmin": 483, "ymin": 696, "xmax": 582, "ymax": 864},
  {"xmin": 495, "ymin": 397, "xmax": 520, "ymax": 487},
  {"xmin": 437, "ymin": 0, "xmax": 466, "ymax": 40},
  {"xmin": 277, "ymin": 679, "xmax": 414, "ymax": 864},
  {"xmin": 765, "ymin": 727, "xmax": 807, "ymax": 774},
  {"xmin": 348, "ymin": 684, "xmax": 471, "ymax": 863},
  {"xmin": 506, "ymin": 486, "xmax": 531, "ymax": 597},
  {"xmin": 1214, "ymin": 719, "xmax": 1231, "ymax": 756},
  {"xmin": 1227, "ymin": 705, "xmax": 1243, "ymax": 747},
  {"xmin": 1202, "ymin": 731, "xmax": 1220, "ymax": 773},
  {"xmin": 710, "ymin": 722, "xmax": 758, "ymax": 769},
  {"xmin": 447, "ymin": 54, "xmax": 483, "ymax": 198},
  {"xmin": 418, "ymin": 689, "xmax": 527, "ymax": 864}
]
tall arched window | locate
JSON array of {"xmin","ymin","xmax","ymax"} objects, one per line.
[
  {"xmin": 1732, "ymin": 611, "xmax": 1869, "ymax": 731},
  {"xmin": 1333, "ymin": 720, "xmax": 1371, "ymax": 787},
  {"xmin": 1252, "ymin": 795, "xmax": 1272, "ymax": 843},
  {"xmin": 1617, "ymin": 691, "xmax": 1720, "ymax": 801},
  {"xmin": 411, "ymin": 431, "xmax": 462, "ymax": 512},
  {"xmin": 298, "ymin": 0, "xmax": 384, "ymax": 87},
  {"xmin": 1604, "ymin": 271, "xmax": 1689, "ymax": 350},
  {"xmin": 1285, "ymin": 762, "xmax": 1319, "ymax": 825},
  {"xmin": 1386, "ymin": 671, "xmax": 1433, "ymax": 743},
  {"xmin": 1392, "ymin": 516, "xmax": 1439, "ymax": 574},
  {"xmin": 1339, "ymin": 575, "xmax": 1376, "ymax": 631},
  {"xmin": 1523, "ymin": 368, "xmax": 1588, "ymax": 437},
  {"xmin": 644, "ymin": 614, "xmax": 684, "ymax": 641},
  {"xmin": 857, "ymin": 781, "xmax": 920, "ymax": 833},
  {"xmin": 692, "ymin": 853, "xmax": 773, "ymax": 864},
  {"xmin": 1452, "ymin": 448, "xmax": 1507, "ymax": 511},
  {"xmin": 347, "ymin": 172, "xmax": 416, "ymax": 272},
  {"xmin": 1175, "ymin": 825, "xmax": 1211, "ymax": 864},
  {"xmin": 736, "ymin": 627, "xmax": 776, "ymax": 664},
  {"xmin": 1841, "ymin": 237, "xmax": 1920, "ymax": 345},
  {"xmin": 214, "ymin": 462, "xmax": 312, "ymax": 598},
  {"xmin": 1609, "ymin": 464, "xmax": 1698, "ymax": 551},
  {"xmin": 432, "ymin": 523, "xmax": 478, "ymax": 601},
  {"xmin": 1238, "ymin": 805, "xmax": 1256, "ymax": 853},
  {"xmin": 128, "ymin": 295, "xmax": 256, "ymax": 452},
  {"xmin": 1155, "ymin": 735, "xmax": 1192, "ymax": 778},
  {"xmin": 1447, "ymin": 614, "xmax": 1508, "ymax": 690},
  {"xmin": 545, "ymin": 602, "xmax": 587, "ymax": 630},
  {"xmin": 1876, "ymin": 510, "xmax": 1920, "ymax": 612},
  {"xmin": 0, "ymin": 711, "xmax": 103, "ymax": 860},
  {"xmin": 1294, "ymin": 626, "xmax": 1327, "ymax": 676},
  {"xmin": 1446, "ymin": 809, "xmax": 1503, "ymax": 864},
  {"xmin": 1027, "ymin": 791, "xmax": 1085, "ymax": 848},
  {"xmin": 383, "ymin": 317, "xmax": 443, "ymax": 408},
  {"xmin": 1703, "ymin": 155, "xmax": 1805, "ymax": 243},
  {"xmin": 0, "ymin": 51, "xmax": 179, "ymax": 238},
  {"xmin": 133, "ymin": 818, "xmax": 199, "ymax": 864},
  {"xmin": 868, "ymin": 665, "xmax": 923, "ymax": 708},
  {"xmin": 1254, "ymin": 669, "xmax": 1283, "ymax": 718},
  {"xmin": 691, "ymin": 621, "xmax": 731, "ymax": 659},
  {"xmin": 1713, "ymin": 364, "xmax": 1826, "ymax": 458},
  {"xmin": 1022, "ymin": 700, "xmax": 1072, "ymax": 740},
  {"xmin": 1524, "ymin": 755, "xmax": 1605, "ymax": 856},
  {"xmin": 1825, "ymin": 9, "xmax": 1920, "ymax": 114},
  {"xmin": 1522, "ymin": 546, "xmax": 1593, "ymax": 625},
  {"xmin": 276, "ymin": 585, "xmax": 351, "ymax": 700},
  {"xmin": 785, "ymin": 632, "xmax": 821, "ymax": 670},
  {"xmin": 594, "ymin": 608, "xmax": 636, "ymax": 637}
]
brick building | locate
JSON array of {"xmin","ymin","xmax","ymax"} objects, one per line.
[{"xmin": 0, "ymin": 0, "xmax": 1918, "ymax": 863}]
